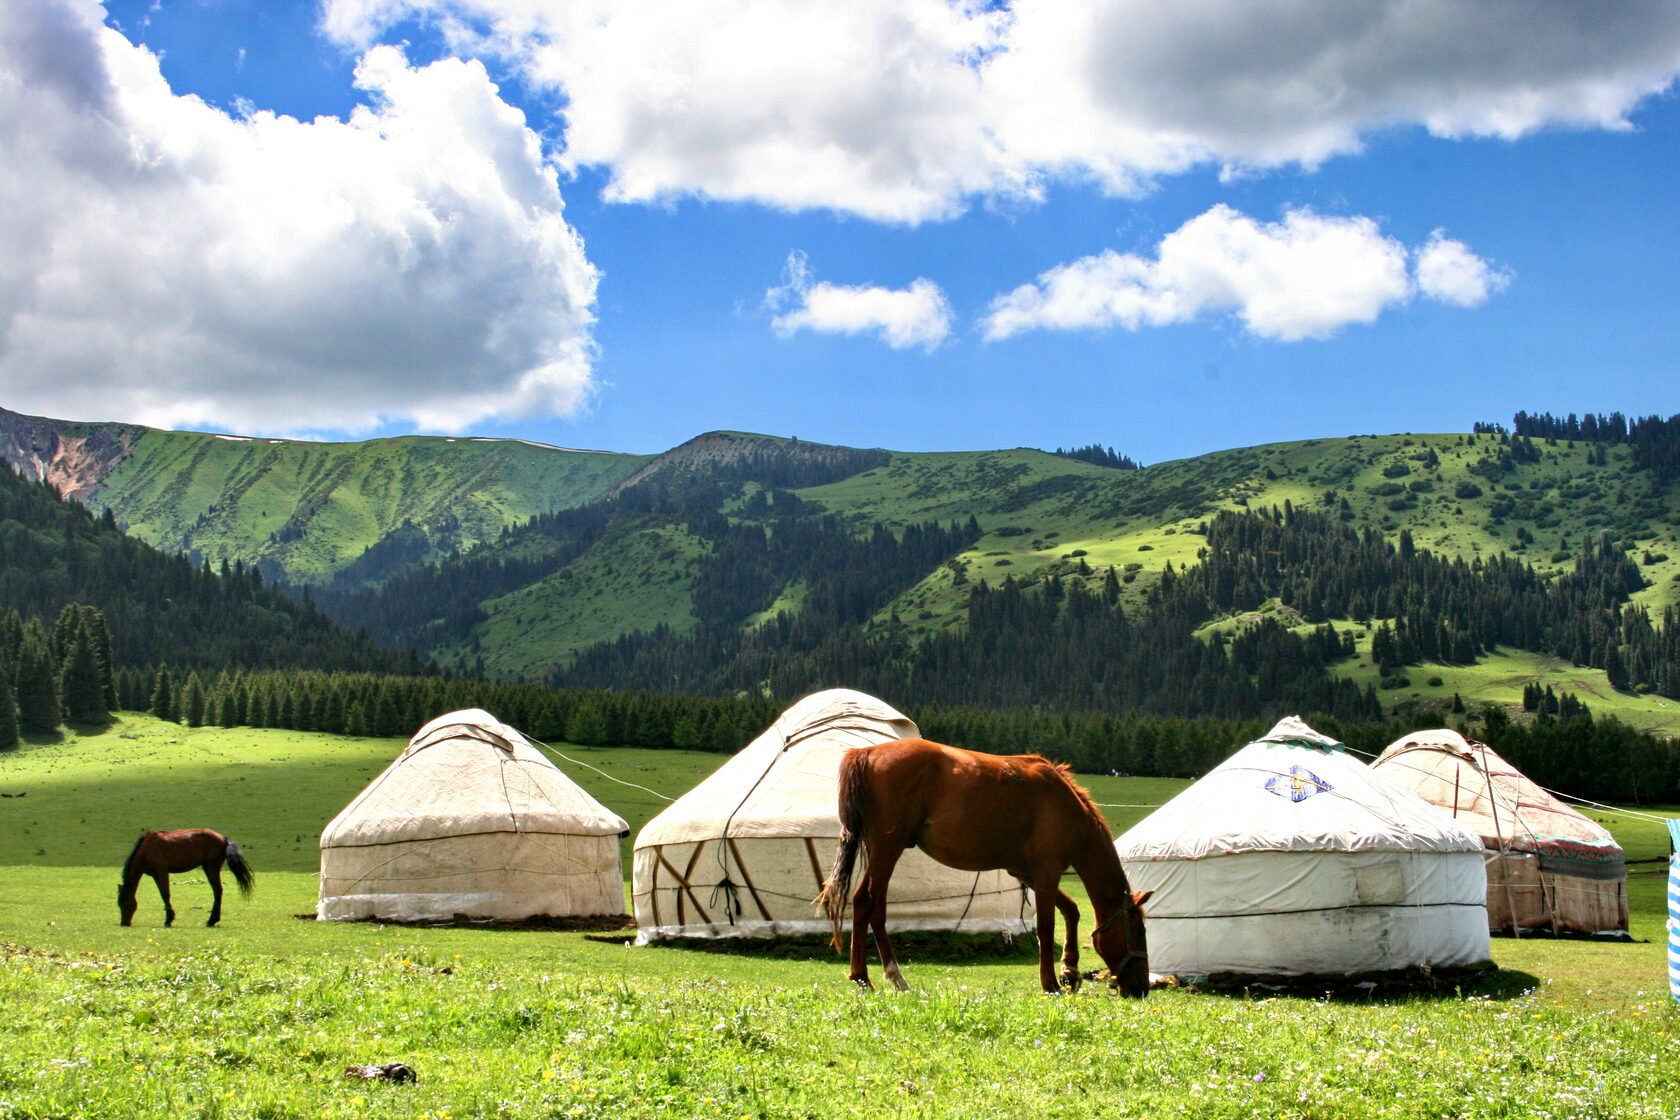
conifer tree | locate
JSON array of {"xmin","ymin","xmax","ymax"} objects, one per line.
[
  {"xmin": 0, "ymin": 682, "xmax": 18, "ymax": 750},
  {"xmin": 1603, "ymin": 641, "xmax": 1630, "ymax": 691},
  {"xmin": 15, "ymin": 625, "xmax": 61, "ymax": 734},
  {"xmin": 178, "ymin": 673, "xmax": 207, "ymax": 727},
  {"xmin": 149, "ymin": 667, "xmax": 174, "ymax": 720},
  {"xmin": 58, "ymin": 631, "xmax": 108, "ymax": 723}
]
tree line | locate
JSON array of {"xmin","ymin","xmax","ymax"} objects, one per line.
[
  {"xmin": 75, "ymin": 663, "xmax": 1680, "ymax": 804},
  {"xmin": 0, "ymin": 461, "xmax": 417, "ymax": 674},
  {"xmin": 1049, "ymin": 444, "xmax": 1143, "ymax": 470},
  {"xmin": 1509, "ymin": 409, "xmax": 1680, "ymax": 486}
]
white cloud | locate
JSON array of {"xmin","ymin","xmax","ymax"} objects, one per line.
[
  {"xmin": 320, "ymin": 0, "xmax": 1680, "ymax": 222},
  {"xmin": 766, "ymin": 252, "xmax": 952, "ymax": 350},
  {"xmin": 983, "ymin": 205, "xmax": 1506, "ymax": 341},
  {"xmin": 1414, "ymin": 231, "xmax": 1512, "ymax": 307},
  {"xmin": 0, "ymin": 0, "xmax": 598, "ymax": 434}
]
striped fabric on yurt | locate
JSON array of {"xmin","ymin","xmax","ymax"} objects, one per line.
[{"xmin": 1668, "ymin": 819, "xmax": 1680, "ymax": 1005}]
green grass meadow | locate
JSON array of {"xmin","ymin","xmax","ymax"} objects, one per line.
[{"xmin": 2, "ymin": 716, "xmax": 1677, "ymax": 1119}]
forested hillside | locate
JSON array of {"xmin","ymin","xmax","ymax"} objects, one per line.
[{"xmin": 0, "ymin": 461, "xmax": 413, "ymax": 674}]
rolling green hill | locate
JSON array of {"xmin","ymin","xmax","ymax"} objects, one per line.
[{"xmin": 0, "ymin": 405, "xmax": 651, "ymax": 586}]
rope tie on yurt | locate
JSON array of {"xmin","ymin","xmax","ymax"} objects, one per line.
[
  {"xmin": 525, "ymin": 735, "xmax": 676, "ymax": 802},
  {"xmin": 708, "ymin": 727, "xmax": 788, "ymax": 927},
  {"xmin": 708, "ymin": 876, "xmax": 743, "ymax": 925},
  {"xmin": 1346, "ymin": 743, "xmax": 1670, "ymax": 825}
]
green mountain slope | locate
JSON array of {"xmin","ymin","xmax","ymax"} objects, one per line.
[
  {"xmin": 805, "ymin": 433, "xmax": 1680, "ymax": 636},
  {"xmin": 0, "ymin": 406, "xmax": 651, "ymax": 586},
  {"xmin": 318, "ymin": 426, "xmax": 1680, "ymax": 735}
]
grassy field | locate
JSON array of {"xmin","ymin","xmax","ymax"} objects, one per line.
[{"xmin": 1, "ymin": 717, "xmax": 1677, "ymax": 1119}]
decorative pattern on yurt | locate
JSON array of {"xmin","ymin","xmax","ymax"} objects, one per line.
[
  {"xmin": 633, "ymin": 689, "xmax": 1030, "ymax": 942},
  {"xmin": 1373, "ymin": 728, "xmax": 1629, "ymax": 937},
  {"xmin": 1115, "ymin": 717, "xmax": 1491, "ymax": 980},
  {"xmin": 1669, "ymin": 820, "xmax": 1680, "ymax": 1005},
  {"xmin": 319, "ymin": 709, "xmax": 629, "ymax": 923}
]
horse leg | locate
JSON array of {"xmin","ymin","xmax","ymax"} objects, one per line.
[
  {"xmin": 1054, "ymin": 890, "xmax": 1082, "ymax": 992},
  {"xmin": 152, "ymin": 872, "xmax": 175, "ymax": 927},
  {"xmin": 863, "ymin": 843, "xmax": 910, "ymax": 992},
  {"xmin": 206, "ymin": 862, "xmax": 224, "ymax": 927},
  {"xmin": 1032, "ymin": 875, "xmax": 1062, "ymax": 994},
  {"xmin": 847, "ymin": 872, "xmax": 876, "ymax": 992}
]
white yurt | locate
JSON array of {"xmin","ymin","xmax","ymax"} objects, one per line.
[
  {"xmin": 319, "ymin": 709, "xmax": 629, "ymax": 922},
  {"xmin": 1115, "ymin": 717, "xmax": 1491, "ymax": 979},
  {"xmin": 1373, "ymin": 728, "xmax": 1628, "ymax": 937},
  {"xmin": 633, "ymin": 688, "xmax": 1030, "ymax": 943}
]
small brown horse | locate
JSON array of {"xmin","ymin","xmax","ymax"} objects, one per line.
[
  {"xmin": 817, "ymin": 738, "xmax": 1151, "ymax": 995},
  {"xmin": 118, "ymin": 829, "xmax": 254, "ymax": 927}
]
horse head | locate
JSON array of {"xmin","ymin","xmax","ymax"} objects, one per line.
[
  {"xmin": 1093, "ymin": 889, "xmax": 1152, "ymax": 997},
  {"xmin": 117, "ymin": 881, "xmax": 137, "ymax": 926}
]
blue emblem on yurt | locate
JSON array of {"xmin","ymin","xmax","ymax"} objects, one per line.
[{"xmin": 1265, "ymin": 766, "xmax": 1332, "ymax": 803}]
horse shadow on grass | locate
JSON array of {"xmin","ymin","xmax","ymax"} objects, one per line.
[
  {"xmin": 1162, "ymin": 962, "xmax": 1543, "ymax": 1004},
  {"xmin": 612, "ymin": 930, "xmax": 1043, "ymax": 967}
]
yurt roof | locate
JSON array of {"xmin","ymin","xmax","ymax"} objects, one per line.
[
  {"xmin": 637, "ymin": 688, "xmax": 917, "ymax": 848},
  {"xmin": 1118, "ymin": 717, "xmax": 1485, "ymax": 861},
  {"xmin": 321, "ymin": 709, "xmax": 628, "ymax": 848},
  {"xmin": 1374, "ymin": 728, "xmax": 1619, "ymax": 854}
]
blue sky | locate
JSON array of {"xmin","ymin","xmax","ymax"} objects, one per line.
[{"xmin": 4, "ymin": 1, "xmax": 1678, "ymax": 464}]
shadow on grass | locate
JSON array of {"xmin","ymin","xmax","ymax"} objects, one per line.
[
  {"xmin": 635, "ymin": 931, "xmax": 1041, "ymax": 965},
  {"xmin": 1166, "ymin": 962, "xmax": 1543, "ymax": 1004}
]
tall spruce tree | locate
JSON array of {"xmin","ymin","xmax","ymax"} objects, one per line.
[
  {"xmin": 149, "ymin": 667, "xmax": 174, "ymax": 720},
  {"xmin": 14, "ymin": 624, "xmax": 61, "ymax": 734},
  {"xmin": 58, "ymin": 631, "xmax": 108, "ymax": 723},
  {"xmin": 0, "ymin": 682, "xmax": 18, "ymax": 750}
]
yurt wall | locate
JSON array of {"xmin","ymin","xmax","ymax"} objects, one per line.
[
  {"xmin": 320, "ymin": 709, "xmax": 629, "ymax": 923},
  {"xmin": 1374, "ymin": 729, "xmax": 1629, "ymax": 937},
  {"xmin": 1116, "ymin": 717, "xmax": 1491, "ymax": 979}
]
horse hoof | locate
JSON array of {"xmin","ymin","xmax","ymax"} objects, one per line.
[
  {"xmin": 890, "ymin": 974, "xmax": 910, "ymax": 992},
  {"xmin": 852, "ymin": 978, "xmax": 874, "ymax": 994},
  {"xmin": 1060, "ymin": 973, "xmax": 1082, "ymax": 993}
]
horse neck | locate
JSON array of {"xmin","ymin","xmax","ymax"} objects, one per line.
[
  {"xmin": 119, "ymin": 836, "xmax": 147, "ymax": 895},
  {"xmin": 1069, "ymin": 819, "xmax": 1130, "ymax": 918}
]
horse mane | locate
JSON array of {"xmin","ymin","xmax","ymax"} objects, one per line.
[
  {"xmin": 1015, "ymin": 754, "xmax": 1110, "ymax": 835},
  {"xmin": 120, "ymin": 831, "xmax": 149, "ymax": 883}
]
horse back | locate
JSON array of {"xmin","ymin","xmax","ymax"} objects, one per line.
[
  {"xmin": 138, "ymin": 828, "xmax": 228, "ymax": 873},
  {"xmin": 848, "ymin": 739, "xmax": 1096, "ymax": 873}
]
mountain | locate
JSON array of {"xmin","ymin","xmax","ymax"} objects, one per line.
[
  {"xmin": 7, "ymin": 402, "xmax": 1679, "ymax": 732},
  {"xmin": 0, "ymin": 405, "xmax": 651, "ymax": 587}
]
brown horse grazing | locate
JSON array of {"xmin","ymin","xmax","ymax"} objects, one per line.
[
  {"xmin": 118, "ymin": 829, "xmax": 255, "ymax": 927},
  {"xmin": 817, "ymin": 738, "xmax": 1152, "ymax": 996}
]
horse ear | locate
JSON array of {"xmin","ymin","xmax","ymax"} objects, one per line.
[{"xmin": 1132, "ymin": 889, "xmax": 1154, "ymax": 908}]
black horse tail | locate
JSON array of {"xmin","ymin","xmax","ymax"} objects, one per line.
[
  {"xmin": 225, "ymin": 839, "xmax": 256, "ymax": 896},
  {"xmin": 815, "ymin": 750, "xmax": 871, "ymax": 953}
]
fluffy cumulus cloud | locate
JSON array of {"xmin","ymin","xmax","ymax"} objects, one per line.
[
  {"xmin": 0, "ymin": 0, "xmax": 598, "ymax": 434},
  {"xmin": 322, "ymin": 0, "xmax": 1680, "ymax": 222},
  {"xmin": 1414, "ymin": 231, "xmax": 1512, "ymax": 307},
  {"xmin": 983, "ymin": 206, "xmax": 1506, "ymax": 341},
  {"xmin": 765, "ymin": 253, "xmax": 953, "ymax": 350}
]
